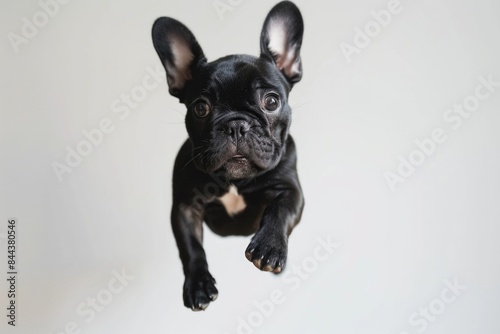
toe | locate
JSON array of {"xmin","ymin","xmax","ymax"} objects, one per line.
[{"xmin": 252, "ymin": 257, "xmax": 263, "ymax": 269}]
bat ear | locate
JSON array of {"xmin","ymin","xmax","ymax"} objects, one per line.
[
  {"xmin": 260, "ymin": 1, "xmax": 304, "ymax": 85},
  {"xmin": 152, "ymin": 17, "xmax": 206, "ymax": 99}
]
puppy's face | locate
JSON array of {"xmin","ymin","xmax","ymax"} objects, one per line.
[
  {"xmin": 183, "ymin": 56, "xmax": 293, "ymax": 179},
  {"xmin": 152, "ymin": 2, "xmax": 304, "ymax": 179}
]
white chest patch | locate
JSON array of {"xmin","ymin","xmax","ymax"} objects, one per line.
[{"xmin": 218, "ymin": 185, "xmax": 247, "ymax": 217}]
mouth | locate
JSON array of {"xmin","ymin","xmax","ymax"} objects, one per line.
[{"xmin": 229, "ymin": 154, "xmax": 249, "ymax": 163}]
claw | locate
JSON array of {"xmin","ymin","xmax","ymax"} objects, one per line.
[{"xmin": 262, "ymin": 264, "xmax": 273, "ymax": 272}]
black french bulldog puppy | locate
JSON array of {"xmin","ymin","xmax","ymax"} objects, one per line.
[{"xmin": 152, "ymin": 1, "xmax": 305, "ymax": 311}]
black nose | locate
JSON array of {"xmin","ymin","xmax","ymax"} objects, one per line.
[{"xmin": 222, "ymin": 120, "xmax": 250, "ymax": 139}]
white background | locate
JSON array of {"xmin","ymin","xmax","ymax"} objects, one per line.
[{"xmin": 1, "ymin": 0, "xmax": 500, "ymax": 333}]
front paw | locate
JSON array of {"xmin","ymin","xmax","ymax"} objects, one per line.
[
  {"xmin": 183, "ymin": 271, "xmax": 218, "ymax": 311},
  {"xmin": 245, "ymin": 233, "xmax": 287, "ymax": 273}
]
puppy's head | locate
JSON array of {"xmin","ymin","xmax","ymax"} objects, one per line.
[{"xmin": 152, "ymin": 1, "xmax": 303, "ymax": 180}]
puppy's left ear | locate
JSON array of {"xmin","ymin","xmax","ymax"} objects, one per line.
[{"xmin": 260, "ymin": 1, "xmax": 304, "ymax": 85}]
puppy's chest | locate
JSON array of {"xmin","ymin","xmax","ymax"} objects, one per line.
[{"xmin": 217, "ymin": 185, "xmax": 246, "ymax": 216}]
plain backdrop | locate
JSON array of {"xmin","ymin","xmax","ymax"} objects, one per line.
[{"xmin": 1, "ymin": 0, "xmax": 500, "ymax": 333}]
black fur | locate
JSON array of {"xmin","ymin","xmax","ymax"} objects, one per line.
[{"xmin": 152, "ymin": 1, "xmax": 305, "ymax": 311}]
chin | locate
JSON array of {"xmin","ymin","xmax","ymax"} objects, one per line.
[
  {"xmin": 222, "ymin": 158, "xmax": 260, "ymax": 180},
  {"xmin": 196, "ymin": 151, "xmax": 277, "ymax": 180}
]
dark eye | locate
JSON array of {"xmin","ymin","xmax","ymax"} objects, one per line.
[
  {"xmin": 262, "ymin": 94, "xmax": 280, "ymax": 112},
  {"xmin": 193, "ymin": 101, "xmax": 210, "ymax": 117}
]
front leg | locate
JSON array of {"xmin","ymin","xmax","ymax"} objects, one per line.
[
  {"xmin": 245, "ymin": 187, "xmax": 304, "ymax": 273},
  {"xmin": 171, "ymin": 203, "xmax": 218, "ymax": 311}
]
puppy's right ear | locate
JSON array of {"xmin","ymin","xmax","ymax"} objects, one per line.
[{"xmin": 152, "ymin": 17, "xmax": 206, "ymax": 99}]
